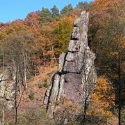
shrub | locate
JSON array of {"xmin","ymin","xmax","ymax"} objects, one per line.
[
  {"xmin": 6, "ymin": 108, "xmax": 55, "ymax": 125},
  {"xmin": 28, "ymin": 90, "xmax": 34, "ymax": 101},
  {"xmin": 37, "ymin": 82, "xmax": 43, "ymax": 88},
  {"xmin": 47, "ymin": 71, "xmax": 55, "ymax": 77},
  {"xmin": 121, "ymin": 113, "xmax": 125, "ymax": 123},
  {"xmin": 43, "ymin": 79, "xmax": 48, "ymax": 88},
  {"xmin": 53, "ymin": 96, "xmax": 82, "ymax": 125}
]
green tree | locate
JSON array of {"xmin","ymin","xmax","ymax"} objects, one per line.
[
  {"xmin": 50, "ymin": 5, "xmax": 60, "ymax": 21},
  {"xmin": 60, "ymin": 4, "xmax": 73, "ymax": 16},
  {"xmin": 76, "ymin": 2, "xmax": 89, "ymax": 9},
  {"xmin": 38, "ymin": 8, "xmax": 53, "ymax": 25},
  {"xmin": 51, "ymin": 5, "xmax": 59, "ymax": 16},
  {"xmin": 53, "ymin": 16, "xmax": 74, "ymax": 54}
]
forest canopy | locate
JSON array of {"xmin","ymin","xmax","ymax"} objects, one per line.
[{"xmin": 0, "ymin": 0, "xmax": 125, "ymax": 124}]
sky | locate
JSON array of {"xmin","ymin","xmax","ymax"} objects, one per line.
[{"xmin": 0, "ymin": 0, "xmax": 93, "ymax": 23}]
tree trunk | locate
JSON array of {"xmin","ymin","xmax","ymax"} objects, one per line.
[
  {"xmin": 2, "ymin": 106, "xmax": 5, "ymax": 125},
  {"xmin": 118, "ymin": 51, "xmax": 121, "ymax": 125},
  {"xmin": 15, "ymin": 71, "xmax": 18, "ymax": 125}
]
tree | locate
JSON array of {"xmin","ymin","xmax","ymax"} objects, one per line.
[
  {"xmin": 76, "ymin": 2, "xmax": 89, "ymax": 9},
  {"xmin": 38, "ymin": 8, "xmax": 53, "ymax": 25},
  {"xmin": 2, "ymin": 31, "xmax": 36, "ymax": 86},
  {"xmin": 60, "ymin": 4, "xmax": 73, "ymax": 16},
  {"xmin": 89, "ymin": 0, "xmax": 125, "ymax": 124},
  {"xmin": 2, "ymin": 31, "xmax": 36, "ymax": 125},
  {"xmin": 51, "ymin": 5, "xmax": 59, "ymax": 16},
  {"xmin": 24, "ymin": 12, "xmax": 40, "ymax": 27},
  {"xmin": 88, "ymin": 76, "xmax": 115, "ymax": 117},
  {"xmin": 0, "ymin": 20, "xmax": 31, "ymax": 44},
  {"xmin": 53, "ymin": 16, "xmax": 74, "ymax": 54}
]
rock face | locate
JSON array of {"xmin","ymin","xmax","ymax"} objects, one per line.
[
  {"xmin": 44, "ymin": 11, "xmax": 97, "ymax": 117},
  {"xmin": 0, "ymin": 69, "xmax": 15, "ymax": 110}
]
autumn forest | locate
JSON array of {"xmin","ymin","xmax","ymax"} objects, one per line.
[{"xmin": 0, "ymin": 0, "xmax": 125, "ymax": 125}]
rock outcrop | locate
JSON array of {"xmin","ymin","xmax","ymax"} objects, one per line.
[
  {"xmin": 44, "ymin": 11, "xmax": 97, "ymax": 117},
  {"xmin": 0, "ymin": 69, "xmax": 15, "ymax": 110}
]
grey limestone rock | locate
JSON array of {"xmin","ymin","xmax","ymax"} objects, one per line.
[
  {"xmin": 44, "ymin": 11, "xmax": 97, "ymax": 117},
  {"xmin": 0, "ymin": 70, "xmax": 15, "ymax": 110}
]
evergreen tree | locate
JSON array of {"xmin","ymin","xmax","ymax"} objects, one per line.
[
  {"xmin": 51, "ymin": 5, "xmax": 60, "ymax": 20},
  {"xmin": 60, "ymin": 4, "xmax": 73, "ymax": 16},
  {"xmin": 51, "ymin": 5, "xmax": 59, "ymax": 16},
  {"xmin": 39, "ymin": 7, "xmax": 53, "ymax": 25},
  {"xmin": 76, "ymin": 2, "xmax": 89, "ymax": 9}
]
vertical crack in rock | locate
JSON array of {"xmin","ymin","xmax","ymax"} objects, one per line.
[{"xmin": 44, "ymin": 11, "xmax": 97, "ymax": 118}]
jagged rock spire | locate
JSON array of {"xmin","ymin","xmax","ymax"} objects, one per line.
[{"xmin": 44, "ymin": 11, "xmax": 97, "ymax": 117}]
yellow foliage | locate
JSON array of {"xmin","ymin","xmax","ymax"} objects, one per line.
[{"xmin": 88, "ymin": 76, "xmax": 115, "ymax": 117}]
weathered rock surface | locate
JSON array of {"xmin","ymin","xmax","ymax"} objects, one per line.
[
  {"xmin": 44, "ymin": 11, "xmax": 97, "ymax": 117},
  {"xmin": 0, "ymin": 69, "xmax": 15, "ymax": 110}
]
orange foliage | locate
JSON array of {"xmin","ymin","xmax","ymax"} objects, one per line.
[
  {"xmin": 88, "ymin": 76, "xmax": 115, "ymax": 116},
  {"xmin": 92, "ymin": 0, "xmax": 123, "ymax": 10},
  {"xmin": 92, "ymin": 0, "xmax": 111, "ymax": 10}
]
